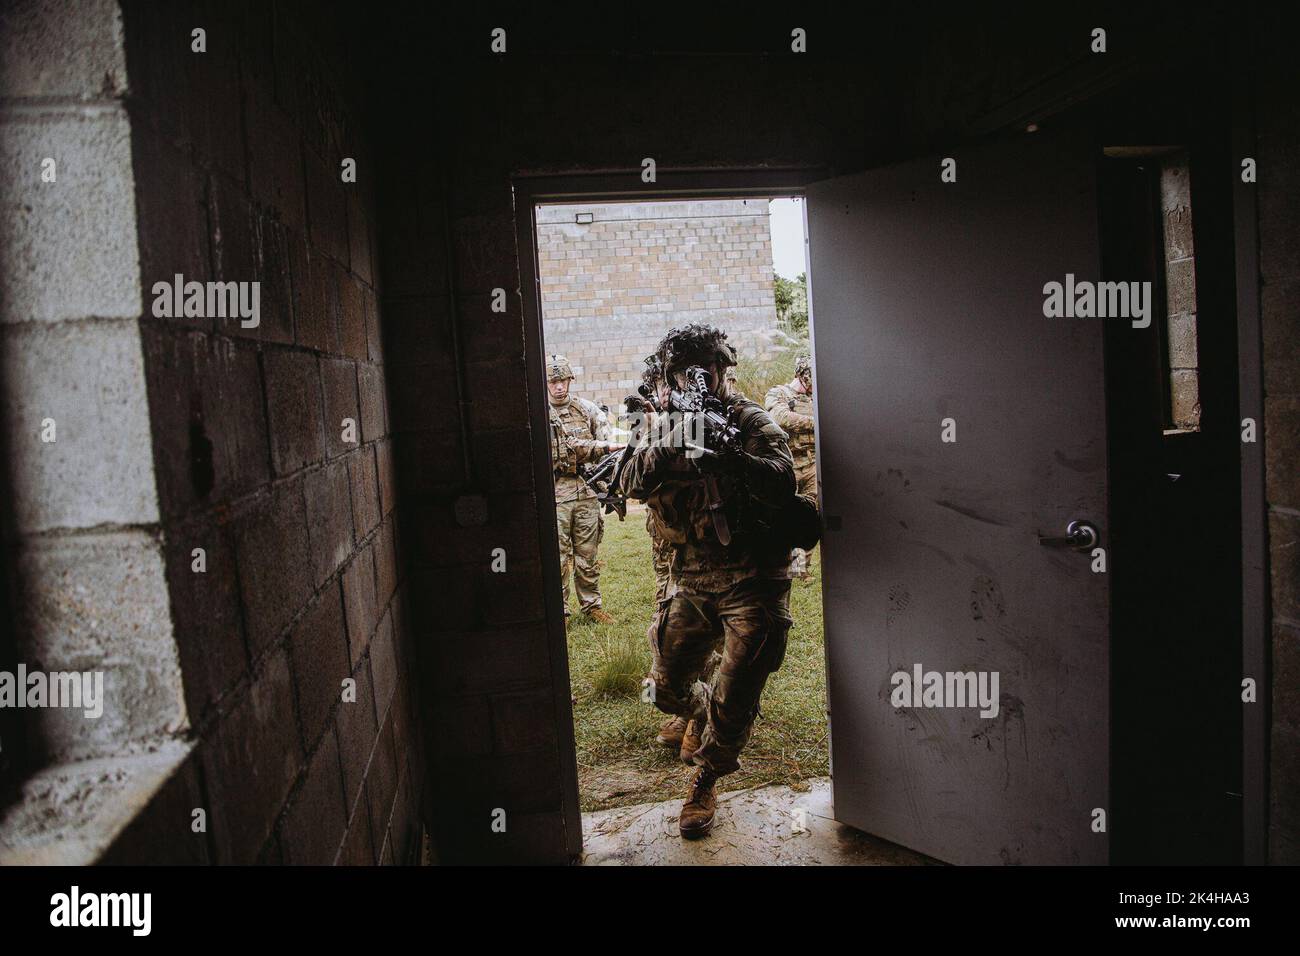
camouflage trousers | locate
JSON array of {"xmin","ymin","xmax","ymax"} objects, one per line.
[
  {"xmin": 648, "ymin": 576, "xmax": 793, "ymax": 775},
  {"xmin": 556, "ymin": 498, "xmax": 603, "ymax": 612},
  {"xmin": 791, "ymin": 457, "xmax": 818, "ymax": 576}
]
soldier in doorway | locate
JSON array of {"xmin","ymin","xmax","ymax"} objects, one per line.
[
  {"xmin": 619, "ymin": 323, "xmax": 797, "ymax": 839},
  {"xmin": 765, "ymin": 354, "xmax": 817, "ymax": 577},
  {"xmin": 547, "ymin": 354, "xmax": 621, "ymax": 623},
  {"xmin": 633, "ymin": 354, "xmax": 719, "ymax": 760}
]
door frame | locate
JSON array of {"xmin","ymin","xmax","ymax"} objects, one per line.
[
  {"xmin": 511, "ymin": 152, "xmax": 1268, "ymax": 862},
  {"xmin": 513, "ymin": 168, "xmax": 826, "ymax": 858}
]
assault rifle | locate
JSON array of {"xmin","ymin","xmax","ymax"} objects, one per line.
[
  {"xmin": 579, "ymin": 447, "xmax": 628, "ymax": 519},
  {"xmin": 665, "ymin": 365, "xmax": 746, "ymax": 545}
]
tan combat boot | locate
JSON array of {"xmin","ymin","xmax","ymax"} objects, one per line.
[
  {"xmin": 679, "ymin": 719, "xmax": 703, "ymax": 765},
  {"xmin": 585, "ymin": 607, "xmax": 615, "ymax": 625},
  {"xmin": 656, "ymin": 716, "xmax": 687, "ymax": 748},
  {"xmin": 679, "ymin": 767, "xmax": 718, "ymax": 839}
]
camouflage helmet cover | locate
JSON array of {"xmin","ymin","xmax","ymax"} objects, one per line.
[
  {"xmin": 641, "ymin": 353, "xmax": 664, "ymax": 388},
  {"xmin": 546, "ymin": 353, "xmax": 575, "ymax": 381},
  {"xmin": 794, "ymin": 354, "xmax": 812, "ymax": 379},
  {"xmin": 656, "ymin": 322, "xmax": 738, "ymax": 376}
]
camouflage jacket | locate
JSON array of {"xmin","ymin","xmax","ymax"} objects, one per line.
[
  {"xmin": 550, "ymin": 396, "xmax": 611, "ymax": 504},
  {"xmin": 764, "ymin": 383, "xmax": 816, "ymax": 464},
  {"xmin": 618, "ymin": 396, "xmax": 795, "ymax": 593}
]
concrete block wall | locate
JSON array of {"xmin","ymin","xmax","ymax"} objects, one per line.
[
  {"xmin": 0, "ymin": 0, "xmax": 186, "ymax": 776},
  {"xmin": 102, "ymin": 0, "xmax": 423, "ymax": 865},
  {"xmin": 537, "ymin": 200, "xmax": 780, "ymax": 414},
  {"xmin": 1256, "ymin": 4, "xmax": 1300, "ymax": 865}
]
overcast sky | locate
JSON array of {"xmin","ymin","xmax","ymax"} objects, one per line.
[{"xmin": 768, "ymin": 197, "xmax": 808, "ymax": 280}]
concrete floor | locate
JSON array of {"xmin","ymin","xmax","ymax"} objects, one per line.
[{"xmin": 580, "ymin": 777, "xmax": 938, "ymax": 866}]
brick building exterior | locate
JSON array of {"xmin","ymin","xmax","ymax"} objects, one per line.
[{"xmin": 537, "ymin": 200, "xmax": 780, "ymax": 415}]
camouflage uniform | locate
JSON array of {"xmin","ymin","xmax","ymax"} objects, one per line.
[
  {"xmin": 765, "ymin": 356, "xmax": 817, "ymax": 575},
  {"xmin": 548, "ymin": 355, "xmax": 613, "ymax": 614},
  {"xmin": 619, "ymin": 326, "xmax": 796, "ymax": 777}
]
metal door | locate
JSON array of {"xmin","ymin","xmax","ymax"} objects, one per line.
[{"xmin": 806, "ymin": 128, "xmax": 1109, "ymax": 864}]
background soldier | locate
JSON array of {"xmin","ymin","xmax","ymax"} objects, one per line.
[
  {"xmin": 619, "ymin": 323, "xmax": 797, "ymax": 839},
  {"xmin": 547, "ymin": 354, "xmax": 620, "ymax": 623},
  {"xmin": 765, "ymin": 354, "xmax": 817, "ymax": 577}
]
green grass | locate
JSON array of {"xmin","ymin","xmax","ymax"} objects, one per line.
[{"xmin": 566, "ymin": 504, "xmax": 828, "ymax": 812}]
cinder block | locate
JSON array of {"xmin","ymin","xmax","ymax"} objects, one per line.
[
  {"xmin": 233, "ymin": 480, "xmax": 314, "ymax": 657},
  {"xmin": 451, "ymin": 213, "xmax": 517, "ymax": 295},
  {"xmin": 366, "ymin": 717, "xmax": 400, "ymax": 852},
  {"xmin": 339, "ymin": 270, "xmax": 367, "ymax": 360},
  {"xmin": 263, "ymin": 348, "xmax": 326, "ymax": 476},
  {"xmin": 347, "ymin": 191, "xmax": 373, "ymax": 286},
  {"xmin": 304, "ymin": 459, "xmax": 354, "ymax": 586},
  {"xmin": 1269, "ymin": 511, "xmax": 1300, "ymax": 625},
  {"xmin": 249, "ymin": 214, "xmax": 295, "ymax": 345},
  {"xmin": 0, "ymin": 0, "xmax": 127, "ymax": 99},
  {"xmin": 1266, "ymin": 395, "xmax": 1300, "ymax": 511},
  {"xmin": 1164, "ymin": 257, "xmax": 1197, "ymax": 317},
  {"xmin": 349, "ymin": 445, "xmax": 380, "ymax": 540},
  {"xmin": 0, "ymin": 108, "xmax": 140, "ymax": 323},
  {"xmin": 376, "ymin": 439, "xmax": 396, "ymax": 517},
  {"xmin": 245, "ymin": 84, "xmax": 306, "ymax": 233},
  {"xmin": 289, "ymin": 582, "xmax": 351, "ymax": 751},
  {"xmin": 280, "ymin": 729, "xmax": 347, "ymax": 865},
  {"xmin": 164, "ymin": 515, "xmax": 248, "ymax": 720},
  {"xmin": 381, "ymin": 296, "xmax": 447, "ymax": 367},
  {"xmin": 3, "ymin": 319, "xmax": 159, "ymax": 532},
  {"xmin": 431, "ymin": 626, "xmax": 552, "ymax": 696},
  {"xmin": 290, "ymin": 231, "xmax": 339, "ymax": 353},
  {"xmin": 335, "ymin": 791, "xmax": 375, "ymax": 865},
  {"xmin": 341, "ymin": 545, "xmax": 378, "ymax": 664},
  {"xmin": 200, "ymin": 649, "xmax": 302, "ymax": 865},
  {"xmin": 139, "ymin": 327, "xmax": 269, "ymax": 518},
  {"xmin": 320, "ymin": 356, "xmax": 360, "ymax": 458},
  {"xmin": 336, "ymin": 656, "xmax": 377, "ymax": 812},
  {"xmin": 433, "ymin": 751, "xmax": 563, "ymax": 818},
  {"xmin": 357, "ymin": 363, "xmax": 386, "ymax": 443},
  {"xmin": 370, "ymin": 609, "xmax": 397, "ymax": 719},
  {"xmin": 1274, "ymin": 622, "xmax": 1300, "ymax": 735},
  {"xmin": 491, "ymin": 691, "xmax": 559, "ymax": 756},
  {"xmin": 1269, "ymin": 722, "xmax": 1300, "ymax": 863},
  {"xmin": 386, "ymin": 363, "xmax": 458, "ymax": 433},
  {"xmin": 361, "ymin": 287, "xmax": 383, "ymax": 363},
  {"xmin": 1263, "ymin": 277, "xmax": 1300, "ymax": 397},
  {"xmin": 1259, "ymin": 135, "xmax": 1300, "ymax": 281},
  {"xmin": 185, "ymin": 12, "xmax": 244, "ymax": 187},
  {"xmin": 482, "ymin": 559, "xmax": 546, "ymax": 627},
  {"xmin": 374, "ymin": 517, "xmax": 398, "ymax": 608},
  {"xmin": 12, "ymin": 530, "xmax": 186, "ymax": 762},
  {"xmin": 305, "ymin": 147, "xmax": 349, "ymax": 266},
  {"xmin": 464, "ymin": 357, "xmax": 528, "ymax": 430}
]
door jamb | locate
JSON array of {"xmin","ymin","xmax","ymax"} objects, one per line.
[{"xmin": 512, "ymin": 168, "xmax": 825, "ymax": 858}]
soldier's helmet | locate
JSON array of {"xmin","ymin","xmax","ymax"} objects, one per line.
[
  {"xmin": 641, "ymin": 353, "xmax": 664, "ymax": 388},
  {"xmin": 657, "ymin": 322, "xmax": 738, "ymax": 377},
  {"xmin": 545, "ymin": 354, "xmax": 575, "ymax": 382},
  {"xmin": 794, "ymin": 354, "xmax": 812, "ymax": 379}
]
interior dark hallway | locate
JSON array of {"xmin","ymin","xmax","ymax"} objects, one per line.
[{"xmin": 0, "ymin": 1, "xmax": 1294, "ymax": 868}]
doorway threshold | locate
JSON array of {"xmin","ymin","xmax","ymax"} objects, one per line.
[{"xmin": 581, "ymin": 777, "xmax": 940, "ymax": 866}]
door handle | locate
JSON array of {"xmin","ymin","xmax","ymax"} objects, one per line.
[{"xmin": 1037, "ymin": 520, "xmax": 1098, "ymax": 551}]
